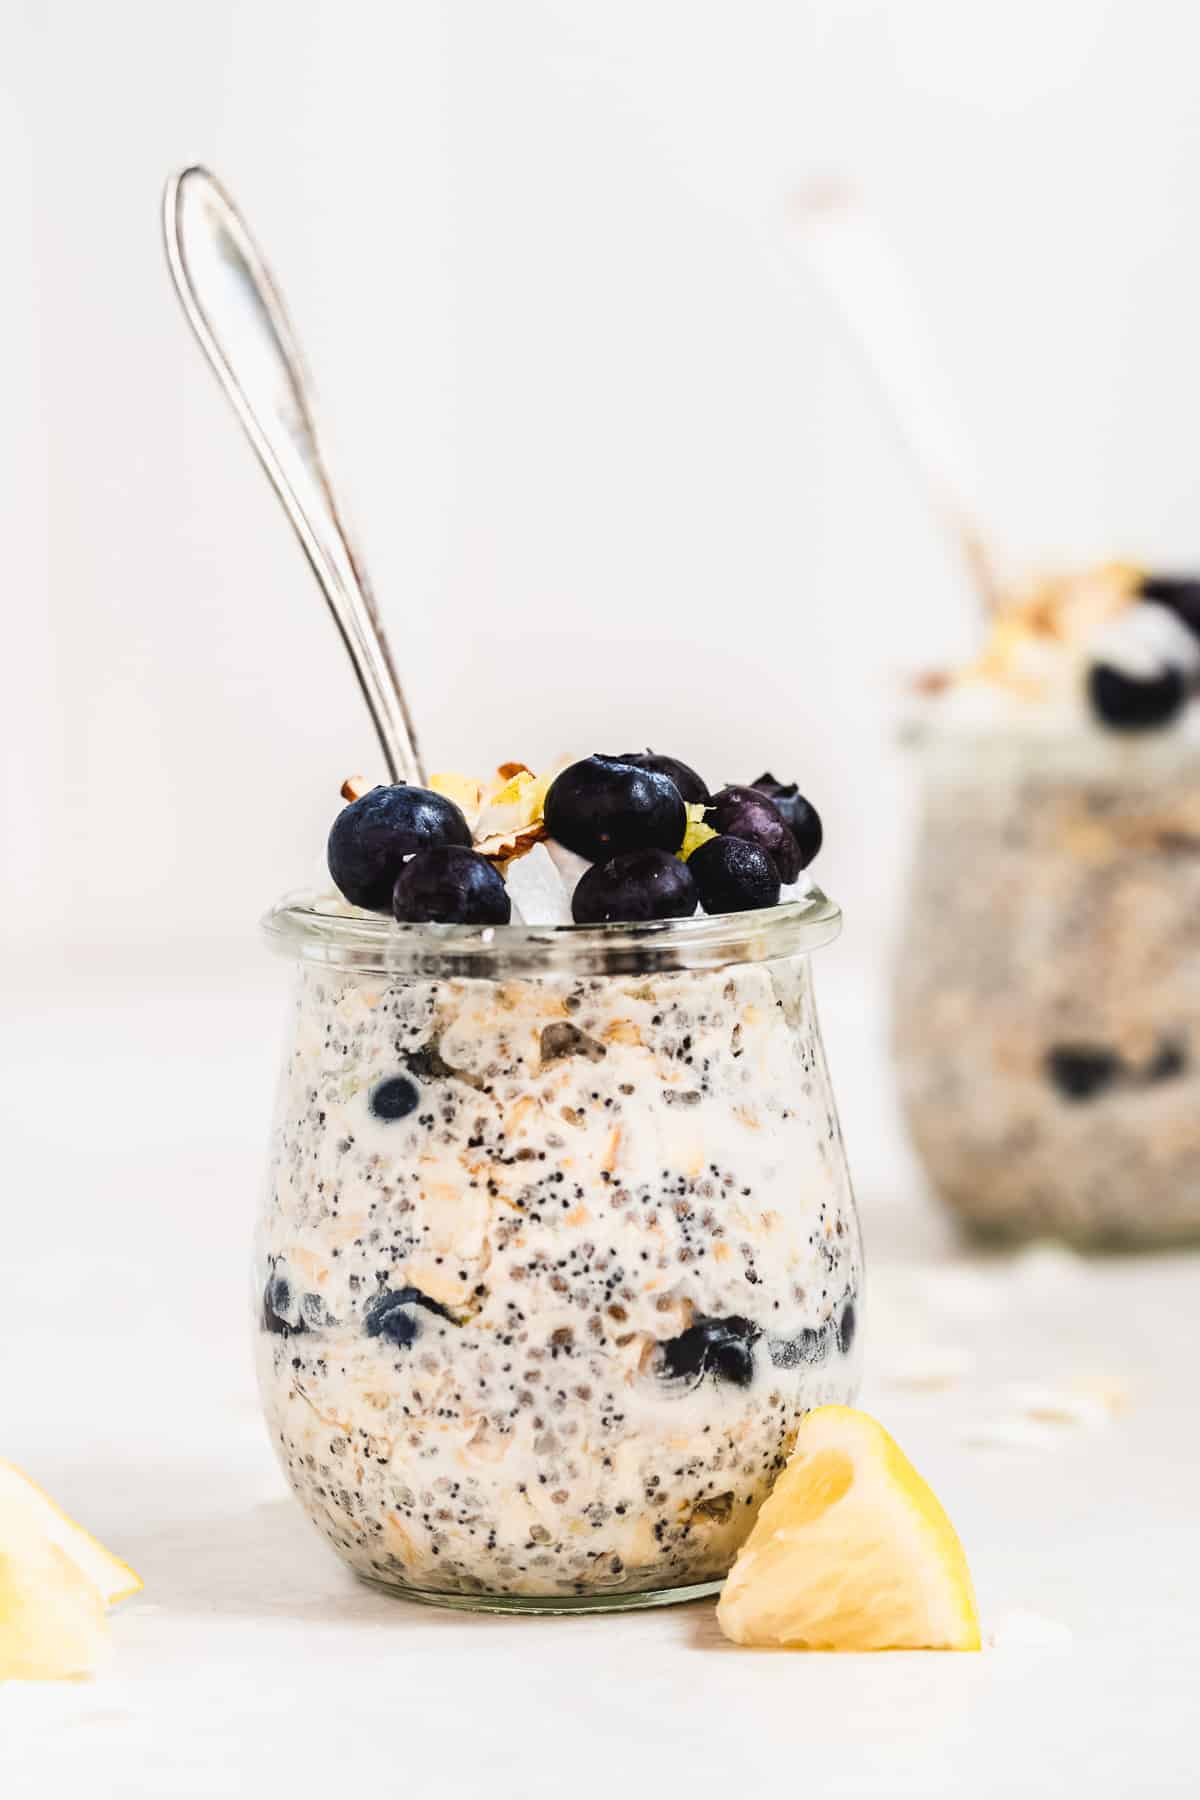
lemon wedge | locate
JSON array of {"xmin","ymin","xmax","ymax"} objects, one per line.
[
  {"xmin": 0, "ymin": 1463, "xmax": 142, "ymax": 1607},
  {"xmin": 716, "ymin": 1406, "xmax": 980, "ymax": 1651},
  {"xmin": 0, "ymin": 1464, "xmax": 142, "ymax": 1681},
  {"xmin": 0, "ymin": 1537, "xmax": 108, "ymax": 1681}
]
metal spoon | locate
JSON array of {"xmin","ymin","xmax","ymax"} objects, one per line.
[
  {"xmin": 162, "ymin": 165, "xmax": 425, "ymax": 785},
  {"xmin": 792, "ymin": 182, "xmax": 1003, "ymax": 614}
]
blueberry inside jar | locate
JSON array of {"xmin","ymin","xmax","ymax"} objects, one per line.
[{"xmin": 256, "ymin": 752, "xmax": 859, "ymax": 1609}]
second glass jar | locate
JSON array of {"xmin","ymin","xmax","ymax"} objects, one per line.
[{"xmin": 894, "ymin": 727, "xmax": 1200, "ymax": 1247}]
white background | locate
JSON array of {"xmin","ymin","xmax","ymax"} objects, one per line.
[
  {"xmin": 4, "ymin": 10, "xmax": 1200, "ymax": 1793},
  {"xmin": 10, "ymin": 0, "xmax": 1200, "ymax": 965}
]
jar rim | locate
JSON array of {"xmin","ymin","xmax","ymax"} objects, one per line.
[
  {"xmin": 901, "ymin": 714, "xmax": 1200, "ymax": 767},
  {"xmin": 261, "ymin": 886, "xmax": 842, "ymax": 978}
]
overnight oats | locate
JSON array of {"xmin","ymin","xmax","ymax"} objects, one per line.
[
  {"xmin": 257, "ymin": 753, "xmax": 861, "ymax": 1609},
  {"xmin": 895, "ymin": 565, "xmax": 1200, "ymax": 1246}
]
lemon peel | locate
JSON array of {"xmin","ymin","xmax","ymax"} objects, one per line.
[{"xmin": 679, "ymin": 803, "xmax": 717, "ymax": 862}]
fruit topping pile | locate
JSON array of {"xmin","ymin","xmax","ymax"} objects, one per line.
[
  {"xmin": 920, "ymin": 561, "xmax": 1200, "ymax": 733},
  {"xmin": 327, "ymin": 753, "xmax": 823, "ymax": 926}
]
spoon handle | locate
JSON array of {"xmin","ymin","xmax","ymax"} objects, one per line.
[
  {"xmin": 793, "ymin": 184, "xmax": 1003, "ymax": 614},
  {"xmin": 163, "ymin": 165, "xmax": 425, "ymax": 785}
]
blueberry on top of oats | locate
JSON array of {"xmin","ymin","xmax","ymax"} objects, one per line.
[
  {"xmin": 705, "ymin": 786, "xmax": 804, "ymax": 883},
  {"xmin": 571, "ymin": 848, "xmax": 697, "ymax": 926},
  {"xmin": 689, "ymin": 836, "xmax": 781, "ymax": 915},
  {"xmin": 325, "ymin": 749, "xmax": 823, "ymax": 926},
  {"xmin": 616, "ymin": 749, "xmax": 710, "ymax": 806},
  {"xmin": 391, "ymin": 845, "xmax": 511, "ymax": 926},
  {"xmin": 544, "ymin": 755, "xmax": 688, "ymax": 863},
  {"xmin": 1086, "ymin": 662, "xmax": 1187, "ymax": 733},
  {"xmin": 328, "ymin": 783, "xmax": 472, "ymax": 912}
]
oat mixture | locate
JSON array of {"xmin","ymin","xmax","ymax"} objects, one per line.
[{"xmin": 257, "ymin": 954, "xmax": 861, "ymax": 1598}]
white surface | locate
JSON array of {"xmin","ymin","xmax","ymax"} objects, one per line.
[
  {"xmin": 13, "ymin": 0, "xmax": 1200, "ymax": 959},
  {"xmin": 1, "ymin": 960, "xmax": 1196, "ymax": 1797}
]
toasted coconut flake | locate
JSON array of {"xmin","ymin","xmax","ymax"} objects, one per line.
[
  {"xmin": 485, "ymin": 771, "xmax": 536, "ymax": 811},
  {"xmin": 429, "ymin": 770, "xmax": 484, "ymax": 827},
  {"xmin": 478, "ymin": 823, "xmax": 548, "ymax": 864},
  {"xmin": 474, "ymin": 768, "xmax": 553, "ymax": 851},
  {"xmin": 393, "ymin": 756, "xmax": 576, "ymax": 862},
  {"xmin": 340, "ymin": 775, "xmax": 371, "ymax": 802},
  {"xmin": 947, "ymin": 560, "xmax": 1144, "ymax": 696}
]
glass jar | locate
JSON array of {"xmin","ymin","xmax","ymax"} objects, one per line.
[
  {"xmin": 893, "ymin": 726, "xmax": 1200, "ymax": 1247},
  {"xmin": 257, "ymin": 890, "xmax": 862, "ymax": 1613}
]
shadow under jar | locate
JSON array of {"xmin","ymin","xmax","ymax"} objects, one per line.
[
  {"xmin": 257, "ymin": 892, "xmax": 862, "ymax": 1613},
  {"xmin": 893, "ymin": 726, "xmax": 1200, "ymax": 1248}
]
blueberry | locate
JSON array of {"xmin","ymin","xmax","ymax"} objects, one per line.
[
  {"xmin": 659, "ymin": 1315, "xmax": 760, "ymax": 1388},
  {"xmin": 749, "ymin": 774, "xmax": 823, "ymax": 868},
  {"xmin": 544, "ymin": 755, "xmax": 687, "ymax": 862},
  {"xmin": 1139, "ymin": 573, "xmax": 1200, "ymax": 640},
  {"xmin": 1142, "ymin": 1040, "xmax": 1188, "ymax": 1085},
  {"xmin": 262, "ymin": 1267, "xmax": 305, "ymax": 1336},
  {"xmin": 658, "ymin": 1324, "xmax": 716, "ymax": 1383},
  {"xmin": 571, "ymin": 848, "xmax": 697, "ymax": 925},
  {"xmin": 838, "ymin": 1299, "xmax": 857, "ymax": 1356},
  {"xmin": 364, "ymin": 1286, "xmax": 455, "ymax": 1348},
  {"xmin": 328, "ymin": 785, "xmax": 472, "ymax": 912},
  {"xmin": 705, "ymin": 786, "xmax": 803, "ymax": 882},
  {"xmin": 1087, "ymin": 662, "xmax": 1186, "ymax": 732},
  {"xmin": 689, "ymin": 835, "xmax": 780, "ymax": 915},
  {"xmin": 1045, "ymin": 1044, "xmax": 1122, "ymax": 1102},
  {"xmin": 616, "ymin": 750, "xmax": 710, "ymax": 805},
  {"xmin": 392, "ymin": 846, "xmax": 511, "ymax": 925},
  {"xmin": 370, "ymin": 1075, "xmax": 420, "ymax": 1120},
  {"xmin": 674, "ymin": 1317, "xmax": 760, "ymax": 1385}
]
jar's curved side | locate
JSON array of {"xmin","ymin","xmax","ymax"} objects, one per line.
[
  {"xmin": 768, "ymin": 954, "xmax": 864, "ymax": 1386},
  {"xmin": 253, "ymin": 944, "xmax": 862, "ymax": 1600},
  {"xmin": 252, "ymin": 965, "xmax": 313, "ymax": 1453}
]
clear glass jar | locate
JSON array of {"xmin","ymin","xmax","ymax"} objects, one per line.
[
  {"xmin": 257, "ymin": 890, "xmax": 862, "ymax": 1613},
  {"xmin": 893, "ymin": 726, "xmax": 1200, "ymax": 1247}
]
